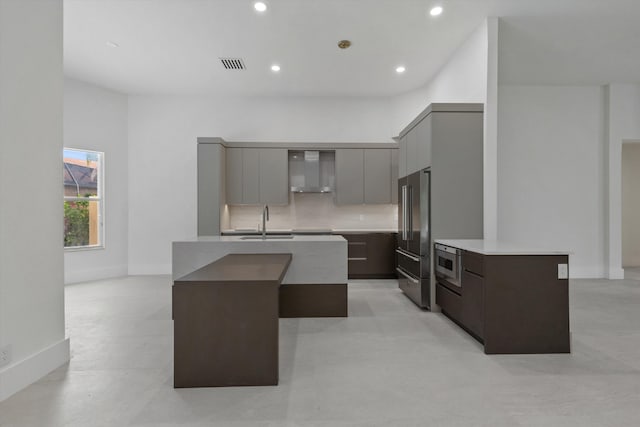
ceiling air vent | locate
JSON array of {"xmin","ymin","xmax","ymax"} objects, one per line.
[{"xmin": 220, "ymin": 58, "xmax": 246, "ymax": 70}]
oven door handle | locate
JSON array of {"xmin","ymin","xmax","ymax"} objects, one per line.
[
  {"xmin": 396, "ymin": 248, "xmax": 420, "ymax": 262},
  {"xmin": 396, "ymin": 268, "xmax": 420, "ymax": 284}
]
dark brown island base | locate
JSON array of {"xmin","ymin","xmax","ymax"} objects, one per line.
[
  {"xmin": 173, "ymin": 253, "xmax": 291, "ymax": 388},
  {"xmin": 435, "ymin": 240, "xmax": 571, "ymax": 354},
  {"xmin": 172, "ymin": 253, "xmax": 348, "ymax": 388}
]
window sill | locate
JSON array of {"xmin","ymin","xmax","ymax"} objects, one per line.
[{"xmin": 64, "ymin": 245, "xmax": 105, "ymax": 252}]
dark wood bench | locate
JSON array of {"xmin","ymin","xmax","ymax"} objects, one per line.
[{"xmin": 172, "ymin": 253, "xmax": 292, "ymax": 388}]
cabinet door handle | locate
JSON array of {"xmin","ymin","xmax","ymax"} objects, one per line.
[
  {"xmin": 396, "ymin": 248, "xmax": 420, "ymax": 262},
  {"xmin": 396, "ymin": 268, "xmax": 420, "ymax": 284}
]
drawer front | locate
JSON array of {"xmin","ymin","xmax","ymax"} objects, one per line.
[
  {"xmin": 436, "ymin": 282, "xmax": 462, "ymax": 322},
  {"xmin": 347, "ymin": 241, "xmax": 367, "ymax": 261},
  {"xmin": 461, "ymin": 270, "xmax": 484, "ymax": 340},
  {"xmin": 397, "ymin": 248, "xmax": 421, "ymax": 278},
  {"xmin": 463, "ymin": 251, "xmax": 484, "ymax": 277}
]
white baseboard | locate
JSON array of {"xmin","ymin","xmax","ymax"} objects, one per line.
[
  {"xmin": 64, "ymin": 264, "xmax": 128, "ymax": 284},
  {"xmin": 0, "ymin": 338, "xmax": 70, "ymax": 402},
  {"xmin": 569, "ymin": 265, "xmax": 606, "ymax": 279},
  {"xmin": 127, "ymin": 263, "xmax": 172, "ymax": 275},
  {"xmin": 609, "ymin": 267, "xmax": 625, "ymax": 280}
]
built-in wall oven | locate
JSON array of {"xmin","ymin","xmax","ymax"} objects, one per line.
[{"xmin": 434, "ymin": 243, "xmax": 462, "ymax": 291}]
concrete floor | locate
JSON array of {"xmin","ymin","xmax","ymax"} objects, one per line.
[{"xmin": 1, "ymin": 275, "xmax": 640, "ymax": 426}]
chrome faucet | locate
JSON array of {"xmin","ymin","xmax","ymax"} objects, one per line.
[{"xmin": 261, "ymin": 205, "xmax": 269, "ymax": 239}]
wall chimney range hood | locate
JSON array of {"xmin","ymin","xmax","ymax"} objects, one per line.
[{"xmin": 289, "ymin": 150, "xmax": 334, "ymax": 193}]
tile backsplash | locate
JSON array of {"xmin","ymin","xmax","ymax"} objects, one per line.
[{"xmin": 228, "ymin": 193, "xmax": 397, "ymax": 231}]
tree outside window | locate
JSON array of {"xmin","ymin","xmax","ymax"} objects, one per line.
[{"xmin": 63, "ymin": 148, "xmax": 103, "ymax": 248}]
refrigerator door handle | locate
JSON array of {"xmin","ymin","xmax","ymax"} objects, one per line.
[
  {"xmin": 407, "ymin": 185, "xmax": 413, "ymax": 239},
  {"xmin": 401, "ymin": 185, "xmax": 408, "ymax": 241},
  {"xmin": 396, "ymin": 248, "xmax": 420, "ymax": 262}
]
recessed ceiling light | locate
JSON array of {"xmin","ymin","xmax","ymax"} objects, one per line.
[
  {"xmin": 271, "ymin": 64, "xmax": 281, "ymax": 72},
  {"xmin": 430, "ymin": 6, "xmax": 443, "ymax": 16},
  {"xmin": 254, "ymin": 2, "xmax": 267, "ymax": 12},
  {"xmin": 106, "ymin": 41, "xmax": 119, "ymax": 48},
  {"xmin": 396, "ymin": 66, "xmax": 406, "ymax": 74}
]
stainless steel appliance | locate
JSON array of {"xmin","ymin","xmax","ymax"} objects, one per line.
[
  {"xmin": 397, "ymin": 168, "xmax": 431, "ymax": 308},
  {"xmin": 434, "ymin": 243, "xmax": 462, "ymax": 288}
]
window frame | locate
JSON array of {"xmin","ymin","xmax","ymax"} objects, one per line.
[{"xmin": 63, "ymin": 148, "xmax": 105, "ymax": 251}]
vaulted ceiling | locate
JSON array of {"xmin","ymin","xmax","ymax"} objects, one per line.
[{"xmin": 64, "ymin": 0, "xmax": 640, "ymax": 96}]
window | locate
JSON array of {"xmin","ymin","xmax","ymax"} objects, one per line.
[{"xmin": 63, "ymin": 148, "xmax": 104, "ymax": 249}]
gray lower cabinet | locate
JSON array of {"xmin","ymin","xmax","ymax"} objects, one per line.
[
  {"xmin": 335, "ymin": 149, "xmax": 365, "ymax": 205},
  {"xmin": 226, "ymin": 148, "xmax": 289, "ymax": 205}
]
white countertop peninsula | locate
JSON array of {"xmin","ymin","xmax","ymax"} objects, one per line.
[
  {"xmin": 435, "ymin": 239, "xmax": 570, "ymax": 256},
  {"xmin": 221, "ymin": 228, "xmax": 398, "ymax": 235},
  {"xmin": 172, "ymin": 235, "xmax": 347, "ymax": 285}
]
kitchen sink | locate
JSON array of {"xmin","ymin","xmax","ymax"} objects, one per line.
[{"xmin": 240, "ymin": 235, "xmax": 295, "ymax": 240}]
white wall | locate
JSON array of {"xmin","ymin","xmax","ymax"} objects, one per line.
[
  {"xmin": 0, "ymin": 0, "xmax": 69, "ymax": 401},
  {"xmin": 127, "ymin": 95, "xmax": 393, "ymax": 274},
  {"xmin": 63, "ymin": 78, "xmax": 128, "ymax": 283},
  {"xmin": 497, "ymin": 86, "xmax": 606, "ymax": 278},
  {"xmin": 390, "ymin": 18, "xmax": 499, "ymax": 241},
  {"xmin": 605, "ymin": 84, "xmax": 640, "ymax": 278},
  {"xmin": 622, "ymin": 143, "xmax": 640, "ymax": 267},
  {"xmin": 390, "ymin": 21, "xmax": 489, "ymax": 132}
]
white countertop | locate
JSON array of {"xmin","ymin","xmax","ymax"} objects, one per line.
[
  {"xmin": 173, "ymin": 235, "xmax": 347, "ymax": 283},
  {"xmin": 435, "ymin": 239, "xmax": 570, "ymax": 256},
  {"xmin": 222, "ymin": 228, "xmax": 397, "ymax": 234},
  {"xmin": 179, "ymin": 235, "xmax": 345, "ymax": 243},
  {"xmin": 332, "ymin": 228, "xmax": 397, "ymax": 233}
]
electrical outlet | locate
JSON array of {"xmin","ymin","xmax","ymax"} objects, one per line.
[
  {"xmin": 558, "ymin": 264, "xmax": 569, "ymax": 280},
  {"xmin": 0, "ymin": 345, "xmax": 11, "ymax": 368}
]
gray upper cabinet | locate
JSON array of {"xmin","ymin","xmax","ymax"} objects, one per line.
[
  {"xmin": 198, "ymin": 143, "xmax": 225, "ymax": 236},
  {"xmin": 242, "ymin": 148, "xmax": 260, "ymax": 204},
  {"xmin": 415, "ymin": 115, "xmax": 432, "ymax": 170},
  {"xmin": 337, "ymin": 148, "xmax": 397, "ymax": 205},
  {"xmin": 364, "ymin": 149, "xmax": 392, "ymax": 204},
  {"xmin": 398, "ymin": 135, "xmax": 407, "ymax": 178},
  {"xmin": 406, "ymin": 127, "xmax": 420, "ymax": 175},
  {"xmin": 225, "ymin": 148, "xmax": 243, "ymax": 205},
  {"xmin": 226, "ymin": 147, "xmax": 289, "ymax": 205},
  {"xmin": 259, "ymin": 148, "xmax": 289, "ymax": 205},
  {"xmin": 398, "ymin": 104, "xmax": 484, "ymax": 181},
  {"xmin": 335, "ymin": 149, "xmax": 365, "ymax": 205},
  {"xmin": 390, "ymin": 149, "xmax": 398, "ymax": 204}
]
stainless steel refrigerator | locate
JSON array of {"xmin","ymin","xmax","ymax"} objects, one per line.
[{"xmin": 397, "ymin": 168, "xmax": 431, "ymax": 309}]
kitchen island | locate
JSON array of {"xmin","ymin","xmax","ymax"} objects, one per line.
[
  {"xmin": 434, "ymin": 239, "xmax": 570, "ymax": 354},
  {"xmin": 173, "ymin": 253, "xmax": 291, "ymax": 387},
  {"xmin": 172, "ymin": 235, "xmax": 348, "ymax": 317}
]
